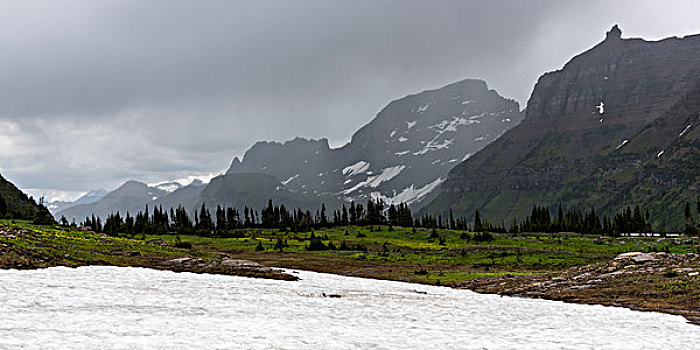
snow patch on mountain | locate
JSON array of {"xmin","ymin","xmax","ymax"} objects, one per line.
[
  {"xmin": 343, "ymin": 161, "xmax": 370, "ymax": 176},
  {"xmin": 281, "ymin": 174, "xmax": 299, "ymax": 185},
  {"xmin": 406, "ymin": 120, "xmax": 417, "ymax": 130},
  {"xmin": 370, "ymin": 177, "xmax": 445, "ymax": 205},
  {"xmin": 416, "ymin": 103, "xmax": 431, "ymax": 114},
  {"xmin": 342, "ymin": 165, "xmax": 406, "ymax": 195},
  {"xmin": 616, "ymin": 139, "xmax": 629, "ymax": 150},
  {"xmin": 429, "ymin": 116, "xmax": 480, "ymax": 134},
  {"xmin": 679, "ymin": 124, "xmax": 692, "ymax": 137},
  {"xmin": 413, "ymin": 138, "xmax": 454, "ymax": 155}
]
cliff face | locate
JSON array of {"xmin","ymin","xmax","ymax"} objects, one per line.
[{"xmin": 425, "ymin": 27, "xmax": 700, "ymax": 229}]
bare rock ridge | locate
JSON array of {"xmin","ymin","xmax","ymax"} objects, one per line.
[{"xmin": 424, "ymin": 26, "xmax": 700, "ymax": 229}]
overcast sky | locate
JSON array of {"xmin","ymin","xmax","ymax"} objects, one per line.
[{"xmin": 1, "ymin": 0, "xmax": 699, "ymax": 202}]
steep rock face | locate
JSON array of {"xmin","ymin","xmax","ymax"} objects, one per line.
[
  {"xmin": 228, "ymin": 79, "xmax": 523, "ymax": 208},
  {"xmin": 425, "ymin": 27, "xmax": 700, "ymax": 229}
]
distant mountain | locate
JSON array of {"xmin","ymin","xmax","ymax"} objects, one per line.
[
  {"xmin": 48, "ymin": 189, "xmax": 108, "ymax": 214},
  {"xmin": 55, "ymin": 174, "xmax": 330, "ymax": 221},
  {"xmin": 424, "ymin": 26, "xmax": 700, "ymax": 230},
  {"xmin": 227, "ymin": 78, "xmax": 524, "ymax": 209},
  {"xmin": 56, "ymin": 181, "xmax": 169, "ymax": 221},
  {"xmin": 0, "ymin": 173, "xmax": 53, "ymax": 222}
]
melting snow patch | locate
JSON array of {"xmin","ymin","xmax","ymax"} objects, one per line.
[
  {"xmin": 342, "ymin": 166, "xmax": 405, "ymax": 194},
  {"xmin": 679, "ymin": 124, "xmax": 692, "ymax": 137},
  {"xmin": 370, "ymin": 178, "xmax": 445, "ymax": 205},
  {"xmin": 406, "ymin": 120, "xmax": 417, "ymax": 130},
  {"xmin": 596, "ymin": 101, "xmax": 605, "ymax": 114},
  {"xmin": 503, "ymin": 118, "xmax": 512, "ymax": 122},
  {"xmin": 398, "ymin": 137, "xmax": 408, "ymax": 142},
  {"xmin": 657, "ymin": 150, "xmax": 665, "ymax": 158},
  {"xmin": 431, "ymin": 159, "xmax": 441, "ymax": 165},
  {"xmin": 429, "ymin": 116, "xmax": 480, "ymax": 134},
  {"xmin": 475, "ymin": 136, "xmax": 487, "ymax": 141},
  {"xmin": 616, "ymin": 139, "xmax": 629, "ymax": 150},
  {"xmin": 461, "ymin": 100, "xmax": 474, "ymax": 105},
  {"xmin": 462, "ymin": 153, "xmax": 472, "ymax": 161},
  {"xmin": 389, "ymin": 129, "xmax": 397, "ymax": 138},
  {"xmin": 4, "ymin": 266, "xmax": 700, "ymax": 349},
  {"xmin": 342, "ymin": 161, "xmax": 370, "ymax": 176},
  {"xmin": 281, "ymin": 174, "xmax": 299, "ymax": 185},
  {"xmin": 343, "ymin": 179, "xmax": 353, "ymax": 185},
  {"xmin": 448, "ymin": 158, "xmax": 459, "ymax": 163},
  {"xmin": 416, "ymin": 103, "xmax": 431, "ymax": 114},
  {"xmin": 152, "ymin": 197, "xmax": 158, "ymax": 201},
  {"xmin": 413, "ymin": 139, "xmax": 454, "ymax": 155},
  {"xmin": 395, "ymin": 150, "xmax": 410, "ymax": 156}
]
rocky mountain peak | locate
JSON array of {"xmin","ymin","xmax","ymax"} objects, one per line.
[{"xmin": 606, "ymin": 24, "xmax": 622, "ymax": 41}]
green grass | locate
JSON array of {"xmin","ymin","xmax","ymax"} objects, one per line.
[
  {"xmin": 0, "ymin": 220, "xmax": 211, "ymax": 268},
  {"xmin": 146, "ymin": 225, "xmax": 698, "ymax": 285}
]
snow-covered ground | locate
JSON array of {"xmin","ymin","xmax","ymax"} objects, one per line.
[{"xmin": 1, "ymin": 266, "xmax": 698, "ymax": 349}]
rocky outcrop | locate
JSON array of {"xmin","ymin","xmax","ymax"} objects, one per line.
[
  {"xmin": 425, "ymin": 27, "xmax": 700, "ymax": 229},
  {"xmin": 160, "ymin": 257, "xmax": 297, "ymax": 280}
]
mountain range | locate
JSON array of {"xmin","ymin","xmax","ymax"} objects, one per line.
[
  {"xmin": 55, "ymin": 79, "xmax": 522, "ymax": 221},
  {"xmin": 53, "ymin": 26, "xmax": 698, "ymax": 231}
]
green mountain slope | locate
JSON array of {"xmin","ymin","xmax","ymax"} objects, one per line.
[
  {"xmin": 423, "ymin": 27, "xmax": 700, "ymax": 230},
  {"xmin": 0, "ymin": 174, "xmax": 54, "ymax": 223}
]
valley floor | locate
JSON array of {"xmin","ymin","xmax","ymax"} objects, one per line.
[{"xmin": 1, "ymin": 220, "xmax": 698, "ymax": 324}]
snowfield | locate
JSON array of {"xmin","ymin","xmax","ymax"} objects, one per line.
[{"xmin": 0, "ymin": 266, "xmax": 699, "ymax": 349}]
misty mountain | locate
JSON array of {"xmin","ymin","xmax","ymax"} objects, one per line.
[
  {"xmin": 227, "ymin": 78, "xmax": 524, "ymax": 208},
  {"xmin": 55, "ymin": 79, "xmax": 522, "ymax": 221},
  {"xmin": 48, "ymin": 189, "xmax": 108, "ymax": 214},
  {"xmin": 424, "ymin": 26, "xmax": 700, "ymax": 230},
  {"xmin": 56, "ymin": 181, "xmax": 169, "ymax": 221}
]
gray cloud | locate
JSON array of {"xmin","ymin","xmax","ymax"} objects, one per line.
[{"xmin": 1, "ymin": 0, "xmax": 699, "ymax": 199}]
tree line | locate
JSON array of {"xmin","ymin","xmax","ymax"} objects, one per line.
[
  {"xmin": 66, "ymin": 198, "xmax": 700, "ymax": 238},
  {"xmin": 72, "ymin": 199, "xmax": 414, "ymax": 237}
]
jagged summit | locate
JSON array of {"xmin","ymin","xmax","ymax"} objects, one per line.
[
  {"xmin": 606, "ymin": 24, "xmax": 622, "ymax": 40},
  {"xmin": 227, "ymin": 78, "xmax": 524, "ymax": 208}
]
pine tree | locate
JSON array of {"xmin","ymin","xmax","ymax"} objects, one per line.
[{"xmin": 685, "ymin": 202, "xmax": 695, "ymax": 235}]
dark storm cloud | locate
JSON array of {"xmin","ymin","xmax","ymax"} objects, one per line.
[{"xmin": 0, "ymin": 0, "xmax": 699, "ymax": 199}]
